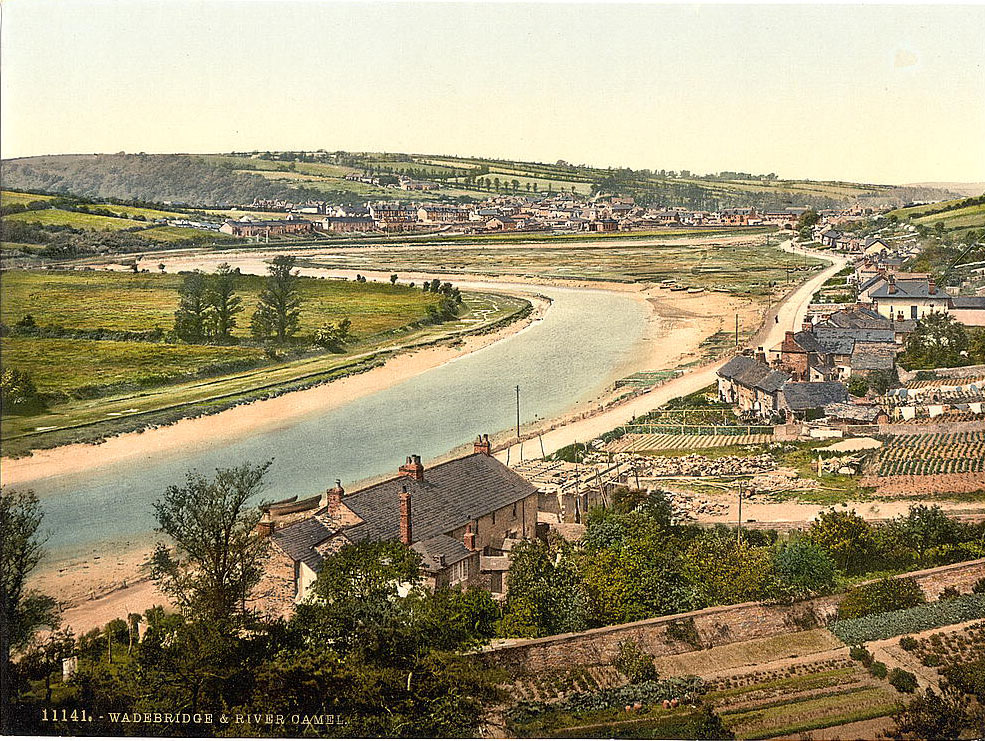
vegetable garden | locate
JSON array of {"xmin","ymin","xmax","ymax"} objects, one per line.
[{"xmin": 871, "ymin": 431, "xmax": 985, "ymax": 477}]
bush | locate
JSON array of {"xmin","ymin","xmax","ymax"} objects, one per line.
[
  {"xmin": 614, "ymin": 640, "xmax": 659, "ymax": 684},
  {"xmin": 972, "ymin": 577, "xmax": 985, "ymax": 595},
  {"xmin": 889, "ymin": 668, "xmax": 919, "ymax": 693},
  {"xmin": 665, "ymin": 618, "xmax": 702, "ymax": 650},
  {"xmin": 899, "ymin": 636, "xmax": 918, "ymax": 651},
  {"xmin": 939, "ymin": 586, "xmax": 961, "ymax": 602},
  {"xmin": 849, "ymin": 645, "xmax": 873, "ymax": 667},
  {"xmin": 869, "ymin": 660, "xmax": 888, "ymax": 679},
  {"xmin": 837, "ymin": 577, "xmax": 926, "ymax": 620}
]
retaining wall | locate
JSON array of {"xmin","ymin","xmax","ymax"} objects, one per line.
[{"xmin": 480, "ymin": 558, "xmax": 985, "ymax": 673}]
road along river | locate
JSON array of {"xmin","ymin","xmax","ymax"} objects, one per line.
[{"xmin": 13, "ymin": 266, "xmax": 653, "ymax": 559}]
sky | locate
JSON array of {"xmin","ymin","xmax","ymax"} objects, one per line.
[{"xmin": 2, "ymin": 1, "xmax": 984, "ymax": 185}]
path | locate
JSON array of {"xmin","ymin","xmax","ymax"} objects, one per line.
[{"xmin": 496, "ymin": 242, "xmax": 846, "ymax": 462}]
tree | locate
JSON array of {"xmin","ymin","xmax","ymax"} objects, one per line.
[
  {"xmin": 1, "ymin": 488, "xmax": 59, "ymax": 733},
  {"xmin": 808, "ymin": 508, "xmax": 875, "ymax": 574},
  {"xmin": 205, "ymin": 263, "xmax": 242, "ymax": 342},
  {"xmin": 498, "ymin": 536, "xmax": 587, "ymax": 637},
  {"xmin": 149, "ymin": 462, "xmax": 271, "ymax": 625},
  {"xmin": 313, "ymin": 317, "xmax": 352, "ymax": 352},
  {"xmin": 884, "ymin": 505, "xmax": 959, "ymax": 567},
  {"xmin": 251, "ymin": 255, "xmax": 302, "ymax": 343},
  {"xmin": 884, "ymin": 686, "xmax": 981, "ymax": 740},
  {"xmin": 0, "ymin": 368, "xmax": 43, "ymax": 415},
  {"xmin": 389, "ymin": 273, "xmax": 398, "ymax": 285},
  {"xmin": 686, "ymin": 706, "xmax": 735, "ymax": 740},
  {"xmin": 848, "ymin": 375, "xmax": 869, "ymax": 397},
  {"xmin": 901, "ymin": 312, "xmax": 969, "ymax": 369},
  {"xmin": 773, "ymin": 538, "xmax": 836, "ymax": 599},
  {"xmin": 172, "ymin": 271, "xmax": 209, "ymax": 343},
  {"xmin": 969, "ymin": 327, "xmax": 985, "ymax": 364}
]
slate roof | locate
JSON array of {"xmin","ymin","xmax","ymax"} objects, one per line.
[
  {"xmin": 813, "ymin": 326, "xmax": 896, "ymax": 356},
  {"xmin": 272, "ymin": 517, "xmax": 335, "ymax": 571},
  {"xmin": 413, "ymin": 534, "xmax": 473, "ymax": 573},
  {"xmin": 870, "ymin": 279, "xmax": 950, "ymax": 300},
  {"xmin": 851, "ymin": 345, "xmax": 896, "ymax": 371},
  {"xmin": 951, "ymin": 297, "xmax": 985, "ymax": 309},
  {"xmin": 782, "ymin": 382, "xmax": 848, "ymax": 410},
  {"xmin": 718, "ymin": 356, "xmax": 792, "ymax": 393},
  {"xmin": 820, "ymin": 306, "xmax": 892, "ymax": 330},
  {"xmin": 786, "ymin": 330, "xmax": 825, "ymax": 354},
  {"xmin": 344, "ymin": 453, "xmax": 538, "ymax": 543}
]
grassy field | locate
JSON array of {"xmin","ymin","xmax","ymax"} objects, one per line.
[
  {"xmin": 0, "ymin": 269, "xmax": 444, "ymax": 338},
  {"xmin": 84, "ymin": 203, "xmax": 192, "ymax": 220},
  {"xmin": 887, "ymin": 196, "xmax": 985, "ymax": 235},
  {"xmin": 2, "ymin": 337, "xmax": 266, "ymax": 396},
  {"xmin": 0, "ymin": 268, "xmax": 530, "ymax": 454},
  {"xmin": 302, "ymin": 233, "xmax": 822, "ymax": 291},
  {"xmin": 1, "ymin": 189, "xmax": 56, "ymax": 206},
  {"xmin": 5, "ymin": 208, "xmax": 146, "ymax": 231}
]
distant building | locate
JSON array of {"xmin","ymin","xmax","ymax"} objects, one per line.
[{"xmin": 219, "ymin": 214, "xmax": 314, "ymax": 237}]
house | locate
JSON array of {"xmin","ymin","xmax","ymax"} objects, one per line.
[
  {"xmin": 863, "ymin": 237, "xmax": 892, "ymax": 257},
  {"xmin": 417, "ymin": 205, "xmax": 470, "ymax": 224},
  {"xmin": 779, "ymin": 382, "xmax": 849, "ymax": 419},
  {"xmin": 770, "ymin": 329, "xmax": 834, "ymax": 381},
  {"xmin": 219, "ymin": 214, "xmax": 314, "ymax": 237},
  {"xmin": 259, "ymin": 436, "xmax": 540, "ymax": 610},
  {"xmin": 717, "ymin": 355, "xmax": 791, "ymax": 419},
  {"xmin": 950, "ymin": 296, "xmax": 985, "ymax": 327},
  {"xmin": 485, "ymin": 216, "xmax": 516, "ymax": 231},
  {"xmin": 319, "ymin": 215, "xmax": 375, "ymax": 233},
  {"xmin": 868, "ymin": 274, "xmax": 951, "ymax": 321}
]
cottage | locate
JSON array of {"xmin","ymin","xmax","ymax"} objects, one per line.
[
  {"xmin": 867, "ymin": 274, "xmax": 951, "ymax": 320},
  {"xmin": 779, "ymin": 382, "xmax": 849, "ymax": 419},
  {"xmin": 717, "ymin": 355, "xmax": 791, "ymax": 419},
  {"xmin": 259, "ymin": 436, "xmax": 539, "ymax": 611}
]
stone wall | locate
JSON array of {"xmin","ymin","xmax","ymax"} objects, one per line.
[{"xmin": 480, "ymin": 558, "xmax": 985, "ymax": 673}]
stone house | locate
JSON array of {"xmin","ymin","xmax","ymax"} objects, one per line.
[
  {"xmin": 717, "ymin": 355, "xmax": 791, "ymax": 419},
  {"xmin": 257, "ymin": 436, "xmax": 539, "ymax": 612}
]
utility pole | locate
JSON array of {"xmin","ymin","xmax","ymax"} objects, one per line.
[
  {"xmin": 516, "ymin": 385, "xmax": 522, "ymax": 462},
  {"xmin": 734, "ymin": 314, "xmax": 739, "ymax": 348},
  {"xmin": 737, "ymin": 481, "xmax": 744, "ymax": 548}
]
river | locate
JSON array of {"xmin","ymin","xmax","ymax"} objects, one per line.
[{"xmin": 25, "ymin": 263, "xmax": 651, "ymax": 557}]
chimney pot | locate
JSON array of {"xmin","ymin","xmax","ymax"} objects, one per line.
[
  {"xmin": 399, "ymin": 454, "xmax": 425, "ymax": 481},
  {"xmin": 474, "ymin": 433, "xmax": 492, "ymax": 456}
]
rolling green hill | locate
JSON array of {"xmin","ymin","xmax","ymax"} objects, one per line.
[
  {"xmin": 887, "ymin": 194, "xmax": 985, "ymax": 237},
  {"xmin": 1, "ymin": 151, "xmax": 958, "ymax": 211}
]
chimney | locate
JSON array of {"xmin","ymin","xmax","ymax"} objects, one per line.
[
  {"xmin": 399, "ymin": 454, "xmax": 425, "ymax": 481},
  {"xmin": 464, "ymin": 522, "xmax": 477, "ymax": 551},
  {"xmin": 399, "ymin": 486, "xmax": 412, "ymax": 545},
  {"xmin": 755, "ymin": 347, "xmax": 766, "ymax": 365},
  {"xmin": 928, "ymin": 277, "xmax": 936, "ymax": 295},
  {"xmin": 474, "ymin": 434, "xmax": 491, "ymax": 456},
  {"xmin": 255, "ymin": 511, "xmax": 275, "ymax": 538},
  {"xmin": 785, "ymin": 330, "xmax": 795, "ymax": 344},
  {"xmin": 321, "ymin": 480, "xmax": 344, "ymax": 513},
  {"xmin": 802, "ymin": 321, "xmax": 813, "ymax": 333},
  {"xmin": 887, "ymin": 275, "xmax": 897, "ymax": 295}
]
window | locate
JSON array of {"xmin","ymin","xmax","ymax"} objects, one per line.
[{"xmin": 450, "ymin": 558, "xmax": 469, "ymax": 584}]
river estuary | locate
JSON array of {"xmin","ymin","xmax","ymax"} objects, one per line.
[{"xmin": 24, "ymin": 263, "xmax": 651, "ymax": 558}]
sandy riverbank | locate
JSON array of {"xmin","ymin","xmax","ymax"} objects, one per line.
[{"xmin": 0, "ymin": 293, "xmax": 547, "ymax": 488}]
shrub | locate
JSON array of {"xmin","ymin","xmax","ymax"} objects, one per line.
[
  {"xmin": 665, "ymin": 618, "xmax": 702, "ymax": 650},
  {"xmin": 869, "ymin": 661, "xmax": 888, "ymax": 679},
  {"xmin": 614, "ymin": 639, "xmax": 659, "ymax": 684},
  {"xmin": 889, "ymin": 668, "xmax": 919, "ymax": 693},
  {"xmin": 837, "ymin": 577, "xmax": 926, "ymax": 620},
  {"xmin": 774, "ymin": 539, "xmax": 837, "ymax": 600},
  {"xmin": 939, "ymin": 586, "xmax": 961, "ymax": 602},
  {"xmin": 972, "ymin": 577, "xmax": 985, "ymax": 595},
  {"xmin": 849, "ymin": 645, "xmax": 873, "ymax": 667},
  {"xmin": 899, "ymin": 636, "xmax": 918, "ymax": 651}
]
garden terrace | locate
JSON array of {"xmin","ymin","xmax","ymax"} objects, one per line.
[
  {"xmin": 606, "ymin": 432, "xmax": 775, "ymax": 453},
  {"xmin": 867, "ymin": 431, "xmax": 985, "ymax": 477}
]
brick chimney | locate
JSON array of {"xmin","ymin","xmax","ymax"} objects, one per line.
[
  {"xmin": 399, "ymin": 455, "xmax": 425, "ymax": 481},
  {"xmin": 755, "ymin": 347, "xmax": 767, "ymax": 365},
  {"xmin": 928, "ymin": 277, "xmax": 936, "ymax": 295},
  {"xmin": 321, "ymin": 480, "xmax": 344, "ymax": 513},
  {"xmin": 399, "ymin": 486, "xmax": 412, "ymax": 545},
  {"xmin": 255, "ymin": 510, "xmax": 275, "ymax": 538},
  {"xmin": 464, "ymin": 522, "xmax": 476, "ymax": 551},
  {"xmin": 802, "ymin": 321, "xmax": 813, "ymax": 333},
  {"xmin": 474, "ymin": 434, "xmax": 491, "ymax": 456},
  {"xmin": 887, "ymin": 275, "xmax": 897, "ymax": 295}
]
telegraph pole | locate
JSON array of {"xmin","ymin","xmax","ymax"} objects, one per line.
[
  {"xmin": 516, "ymin": 385, "xmax": 522, "ymax": 462},
  {"xmin": 736, "ymin": 481, "xmax": 744, "ymax": 548}
]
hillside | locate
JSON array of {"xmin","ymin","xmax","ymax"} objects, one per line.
[
  {"xmin": 887, "ymin": 194, "xmax": 985, "ymax": 237},
  {"xmin": 1, "ymin": 151, "xmax": 958, "ymax": 211}
]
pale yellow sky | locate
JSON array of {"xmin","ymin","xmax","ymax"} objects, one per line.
[{"xmin": 2, "ymin": 1, "xmax": 984, "ymax": 184}]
